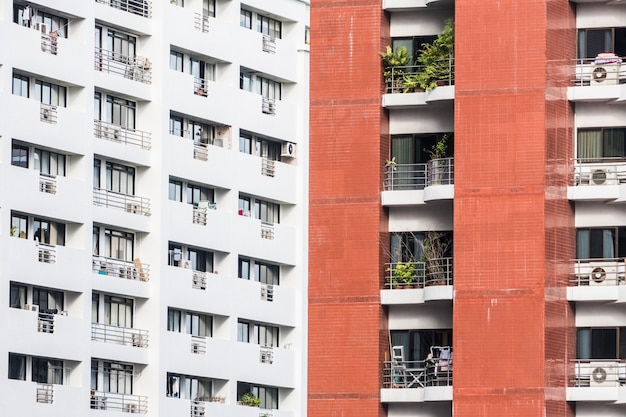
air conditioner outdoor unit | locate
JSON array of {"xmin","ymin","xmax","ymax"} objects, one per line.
[
  {"xmin": 25, "ymin": 304, "xmax": 39, "ymax": 312},
  {"xmin": 34, "ymin": 22, "xmax": 48, "ymax": 34},
  {"xmin": 181, "ymin": 260, "xmax": 192, "ymax": 269},
  {"xmin": 281, "ymin": 142, "xmax": 296, "ymax": 158},
  {"xmin": 591, "ymin": 64, "xmax": 620, "ymax": 86},
  {"xmin": 589, "ymin": 362, "xmax": 618, "ymax": 386},
  {"xmin": 590, "ymin": 167, "xmax": 618, "ymax": 185},
  {"xmin": 589, "ymin": 265, "xmax": 618, "ymax": 286}
]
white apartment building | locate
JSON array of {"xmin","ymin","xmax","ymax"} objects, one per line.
[{"xmin": 0, "ymin": 0, "xmax": 309, "ymax": 416}]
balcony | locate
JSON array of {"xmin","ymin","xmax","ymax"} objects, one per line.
[
  {"xmin": 90, "ymin": 391, "xmax": 148, "ymax": 413},
  {"xmin": 382, "ymin": 158, "xmax": 454, "ymax": 205},
  {"xmin": 94, "ymin": 47, "xmax": 152, "ymax": 84},
  {"xmin": 568, "ymin": 258, "xmax": 626, "ymax": 302},
  {"xmin": 568, "ymin": 56, "xmax": 626, "ymax": 102},
  {"xmin": 91, "ymin": 323, "xmax": 149, "ymax": 348},
  {"xmin": 92, "ymin": 255, "xmax": 150, "ymax": 282},
  {"xmin": 382, "ymin": 61, "xmax": 455, "ymax": 107},
  {"xmin": 382, "ymin": 258, "xmax": 453, "ymax": 304},
  {"xmin": 194, "ymin": 13, "xmax": 210, "ymax": 33},
  {"xmin": 567, "ymin": 359, "xmax": 626, "ymax": 402},
  {"xmin": 381, "ymin": 346, "xmax": 453, "ymax": 402},
  {"xmin": 94, "ymin": 0, "xmax": 152, "ymax": 18},
  {"xmin": 40, "ymin": 103, "xmax": 58, "ymax": 124},
  {"xmin": 568, "ymin": 158, "xmax": 626, "ymax": 201},
  {"xmin": 94, "ymin": 120, "xmax": 151, "ymax": 150},
  {"xmin": 93, "ymin": 188, "xmax": 151, "ymax": 216}
]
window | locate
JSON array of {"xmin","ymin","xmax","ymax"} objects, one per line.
[
  {"xmin": 33, "ymin": 218, "xmax": 65, "ymax": 246},
  {"xmin": 390, "ymin": 329, "xmax": 453, "ymax": 362},
  {"xmin": 238, "ymin": 132, "xmax": 283, "ymax": 160},
  {"xmin": 240, "ymin": 72, "xmax": 253, "ymax": 92},
  {"xmin": 257, "ymin": 76, "xmax": 281, "ymax": 100},
  {"xmin": 577, "ymin": 327, "xmax": 626, "ymax": 359},
  {"xmin": 168, "ymin": 242, "xmax": 214, "ymax": 272},
  {"xmin": 106, "ymin": 162, "xmax": 135, "ymax": 195},
  {"xmin": 578, "ymin": 28, "xmax": 626, "ymax": 59},
  {"xmin": 93, "ymin": 226, "xmax": 100, "ymax": 255},
  {"xmin": 170, "ymin": 50, "xmax": 183, "ymax": 72},
  {"xmin": 35, "ymin": 148, "xmax": 66, "ymax": 176},
  {"xmin": 577, "ymin": 228, "xmax": 626, "ymax": 259},
  {"xmin": 106, "ymin": 28, "xmax": 137, "ymax": 61},
  {"xmin": 239, "ymin": 258, "xmax": 250, "ymax": 280},
  {"xmin": 167, "ymin": 373, "xmax": 212, "ymax": 401},
  {"xmin": 32, "ymin": 357, "xmax": 64, "ymax": 384},
  {"xmin": 9, "ymin": 283, "xmax": 26, "ymax": 309},
  {"xmin": 187, "ymin": 183, "xmax": 214, "ymax": 206},
  {"xmin": 239, "ymin": 258, "xmax": 279, "ymax": 284},
  {"xmin": 33, "ymin": 287, "xmax": 64, "ymax": 312},
  {"xmin": 240, "ymin": 9, "xmax": 252, "ymax": 29},
  {"xmin": 237, "ymin": 382, "xmax": 278, "ymax": 409},
  {"xmin": 11, "ymin": 213, "xmax": 28, "ymax": 239},
  {"xmin": 167, "ymin": 308, "xmax": 212, "ymax": 337},
  {"xmin": 204, "ymin": 0, "xmax": 216, "ymax": 17},
  {"xmin": 239, "ymin": 132, "xmax": 252, "ymax": 154},
  {"xmin": 238, "ymin": 196, "xmax": 251, "ymax": 215},
  {"xmin": 104, "ymin": 295, "xmax": 133, "ymax": 327},
  {"xmin": 8, "ymin": 353, "xmax": 26, "ymax": 381},
  {"xmin": 105, "ymin": 229, "xmax": 134, "ymax": 261},
  {"xmin": 255, "ymin": 199, "xmax": 280, "ymax": 224},
  {"xmin": 577, "ymin": 128, "xmax": 626, "ymax": 159},
  {"xmin": 169, "ymin": 179, "xmax": 183, "ymax": 202},
  {"xmin": 11, "ymin": 143, "xmax": 29, "ymax": 168},
  {"xmin": 392, "ymin": 36, "xmax": 438, "ymax": 67},
  {"xmin": 91, "ymin": 360, "xmax": 134, "ymax": 395},
  {"xmin": 190, "ymin": 57, "xmax": 215, "ymax": 81},
  {"xmin": 105, "ymin": 95, "xmax": 136, "ymax": 128},
  {"xmin": 188, "ymin": 120, "xmax": 214, "ymax": 144},
  {"xmin": 257, "ymin": 15, "xmax": 282, "ymax": 39},
  {"xmin": 13, "ymin": 5, "xmax": 69, "ymax": 36},
  {"xmin": 35, "ymin": 80, "xmax": 66, "ymax": 107},
  {"xmin": 12, "ymin": 73, "xmax": 29, "ymax": 98},
  {"xmin": 237, "ymin": 320, "xmax": 279, "ymax": 347},
  {"xmin": 305, "ymin": 26, "xmax": 310, "ymax": 45},
  {"xmin": 170, "ymin": 115, "xmax": 183, "ymax": 136}
]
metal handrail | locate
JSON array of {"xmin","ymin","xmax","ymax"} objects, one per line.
[
  {"xmin": 570, "ymin": 258, "xmax": 626, "ymax": 286},
  {"xmin": 262, "ymin": 35, "xmax": 276, "ymax": 53},
  {"xmin": 261, "ymin": 284, "xmax": 274, "ymax": 302},
  {"xmin": 571, "ymin": 359, "xmax": 626, "ymax": 387},
  {"xmin": 384, "ymin": 58, "xmax": 455, "ymax": 94},
  {"xmin": 571, "ymin": 158, "xmax": 626, "ymax": 186},
  {"xmin": 38, "ymin": 243, "xmax": 56, "ymax": 264},
  {"xmin": 570, "ymin": 57, "xmax": 626, "ymax": 86},
  {"xmin": 94, "ymin": 47, "xmax": 152, "ymax": 84},
  {"xmin": 382, "ymin": 347, "xmax": 453, "ymax": 388},
  {"xmin": 194, "ymin": 142, "xmax": 209, "ymax": 161},
  {"xmin": 40, "ymin": 33, "xmax": 59, "ymax": 55},
  {"xmin": 93, "ymin": 188, "xmax": 151, "ymax": 216},
  {"xmin": 91, "ymin": 323, "xmax": 149, "ymax": 347},
  {"xmin": 90, "ymin": 390, "xmax": 148, "ymax": 413},
  {"xmin": 38, "ymin": 311, "xmax": 56, "ymax": 333},
  {"xmin": 260, "ymin": 345, "xmax": 274, "ymax": 364},
  {"xmin": 191, "ymin": 400, "xmax": 206, "ymax": 417},
  {"xmin": 261, "ymin": 222, "xmax": 275, "ymax": 240},
  {"xmin": 40, "ymin": 103, "xmax": 58, "ymax": 124},
  {"xmin": 384, "ymin": 258, "xmax": 453, "ymax": 289},
  {"xmin": 194, "ymin": 13, "xmax": 210, "ymax": 33},
  {"xmin": 192, "ymin": 271, "xmax": 208, "ymax": 289},
  {"xmin": 262, "ymin": 97, "xmax": 276, "ymax": 115},
  {"xmin": 425, "ymin": 257, "xmax": 454, "ymax": 286},
  {"xmin": 262, "ymin": 158, "xmax": 276, "ymax": 177},
  {"xmin": 39, "ymin": 173, "xmax": 57, "ymax": 194},
  {"xmin": 191, "ymin": 335, "xmax": 207, "ymax": 354},
  {"xmin": 427, "ymin": 158, "xmax": 454, "ymax": 186},
  {"xmin": 36, "ymin": 384, "xmax": 54, "ymax": 404},
  {"xmin": 194, "ymin": 77, "xmax": 208, "ymax": 97},
  {"xmin": 95, "ymin": 0, "xmax": 152, "ymax": 18},
  {"xmin": 92, "ymin": 255, "xmax": 150, "ymax": 282},
  {"xmin": 384, "ymin": 159, "xmax": 455, "ymax": 191},
  {"xmin": 93, "ymin": 120, "xmax": 151, "ymax": 150}
]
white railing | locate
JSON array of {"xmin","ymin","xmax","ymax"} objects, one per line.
[
  {"xmin": 40, "ymin": 33, "xmax": 59, "ymax": 55},
  {"xmin": 262, "ymin": 35, "xmax": 276, "ymax": 53},
  {"xmin": 384, "ymin": 59, "xmax": 455, "ymax": 94},
  {"xmin": 40, "ymin": 103, "xmax": 58, "ymax": 124},
  {"xmin": 383, "ymin": 346, "xmax": 453, "ymax": 388},
  {"xmin": 36, "ymin": 384, "xmax": 54, "ymax": 404},
  {"xmin": 94, "ymin": 120, "xmax": 151, "ymax": 150},
  {"xmin": 39, "ymin": 174, "xmax": 57, "ymax": 194},
  {"xmin": 571, "ymin": 56, "xmax": 626, "ymax": 86},
  {"xmin": 194, "ymin": 13, "xmax": 210, "ymax": 33},
  {"xmin": 94, "ymin": 47, "xmax": 152, "ymax": 84},
  {"xmin": 95, "ymin": 0, "xmax": 152, "ymax": 18},
  {"xmin": 384, "ymin": 158, "xmax": 454, "ymax": 191},
  {"xmin": 93, "ymin": 188, "xmax": 151, "ymax": 216},
  {"xmin": 38, "ymin": 243, "xmax": 56, "ymax": 264},
  {"xmin": 261, "ymin": 222, "xmax": 275, "ymax": 240},
  {"xmin": 384, "ymin": 257, "xmax": 453, "ymax": 289},
  {"xmin": 570, "ymin": 258, "xmax": 626, "ymax": 286},
  {"xmin": 37, "ymin": 311, "xmax": 56, "ymax": 333},
  {"xmin": 92, "ymin": 255, "xmax": 150, "ymax": 282},
  {"xmin": 262, "ymin": 158, "xmax": 275, "ymax": 177},
  {"xmin": 192, "ymin": 271, "xmax": 208, "ymax": 289},
  {"xmin": 191, "ymin": 336, "xmax": 207, "ymax": 354},
  {"xmin": 90, "ymin": 391, "xmax": 148, "ymax": 413},
  {"xmin": 194, "ymin": 77, "xmax": 208, "ymax": 97},
  {"xmin": 571, "ymin": 359, "xmax": 626, "ymax": 387},
  {"xmin": 191, "ymin": 400, "xmax": 206, "ymax": 417},
  {"xmin": 260, "ymin": 346, "xmax": 274, "ymax": 364},
  {"xmin": 427, "ymin": 158, "xmax": 454, "ymax": 186},
  {"xmin": 425, "ymin": 257, "xmax": 454, "ymax": 286},
  {"xmin": 194, "ymin": 142, "xmax": 209, "ymax": 161},
  {"xmin": 91, "ymin": 323, "xmax": 149, "ymax": 347},
  {"xmin": 262, "ymin": 97, "xmax": 276, "ymax": 115},
  {"xmin": 261, "ymin": 284, "xmax": 274, "ymax": 302},
  {"xmin": 572, "ymin": 158, "xmax": 626, "ymax": 186}
]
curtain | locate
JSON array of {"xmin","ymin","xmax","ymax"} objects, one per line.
[
  {"xmin": 604, "ymin": 229, "xmax": 615, "ymax": 258},
  {"xmin": 577, "ymin": 130, "xmax": 602, "ymax": 159},
  {"xmin": 604, "ymin": 128, "xmax": 626, "ymax": 157}
]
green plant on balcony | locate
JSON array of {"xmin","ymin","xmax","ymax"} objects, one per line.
[
  {"xmin": 387, "ymin": 261, "xmax": 418, "ymax": 287},
  {"xmin": 239, "ymin": 392, "xmax": 261, "ymax": 407},
  {"xmin": 420, "ymin": 231, "xmax": 451, "ymax": 285},
  {"xmin": 380, "ymin": 45, "xmax": 410, "ymax": 91},
  {"xmin": 406, "ymin": 19, "xmax": 455, "ymax": 92}
]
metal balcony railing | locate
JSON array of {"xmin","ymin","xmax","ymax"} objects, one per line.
[
  {"xmin": 38, "ymin": 243, "xmax": 56, "ymax": 264},
  {"xmin": 194, "ymin": 13, "xmax": 210, "ymax": 33},
  {"xmin": 261, "ymin": 284, "xmax": 274, "ymax": 302},
  {"xmin": 192, "ymin": 271, "xmax": 208, "ymax": 289},
  {"xmin": 571, "ymin": 56, "xmax": 626, "ymax": 87},
  {"xmin": 384, "ymin": 158, "xmax": 454, "ymax": 191},
  {"xmin": 194, "ymin": 142, "xmax": 209, "ymax": 161},
  {"xmin": 40, "ymin": 33, "xmax": 59, "ymax": 55},
  {"xmin": 570, "ymin": 258, "xmax": 626, "ymax": 286},
  {"xmin": 40, "ymin": 103, "xmax": 58, "ymax": 124},
  {"xmin": 92, "ymin": 255, "xmax": 150, "ymax": 282},
  {"xmin": 94, "ymin": 120, "xmax": 151, "ymax": 149},
  {"xmin": 262, "ymin": 35, "xmax": 276, "ymax": 53},
  {"xmin": 383, "ymin": 347, "xmax": 453, "ymax": 388},
  {"xmin": 94, "ymin": 47, "xmax": 152, "ymax": 83},
  {"xmin": 384, "ymin": 59, "xmax": 455, "ymax": 94},
  {"xmin": 262, "ymin": 158, "xmax": 276, "ymax": 177},
  {"xmin": 191, "ymin": 336, "xmax": 207, "ymax": 354},
  {"xmin": 95, "ymin": 0, "xmax": 152, "ymax": 18},
  {"xmin": 36, "ymin": 384, "xmax": 54, "ymax": 404},
  {"xmin": 571, "ymin": 359, "xmax": 626, "ymax": 387},
  {"xmin": 385, "ymin": 257, "xmax": 453, "ymax": 289},
  {"xmin": 39, "ymin": 174, "xmax": 57, "ymax": 194},
  {"xmin": 90, "ymin": 391, "xmax": 148, "ymax": 413},
  {"xmin": 91, "ymin": 323, "xmax": 149, "ymax": 347},
  {"xmin": 262, "ymin": 97, "xmax": 276, "ymax": 115},
  {"xmin": 260, "ymin": 346, "xmax": 274, "ymax": 364},
  {"xmin": 191, "ymin": 400, "xmax": 206, "ymax": 417},
  {"xmin": 37, "ymin": 311, "xmax": 56, "ymax": 333},
  {"xmin": 572, "ymin": 158, "xmax": 626, "ymax": 186},
  {"xmin": 194, "ymin": 77, "xmax": 208, "ymax": 97},
  {"xmin": 93, "ymin": 188, "xmax": 151, "ymax": 216},
  {"xmin": 261, "ymin": 222, "xmax": 275, "ymax": 240}
]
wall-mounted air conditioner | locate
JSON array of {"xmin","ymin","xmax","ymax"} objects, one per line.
[
  {"xmin": 591, "ymin": 64, "xmax": 620, "ymax": 86},
  {"xmin": 281, "ymin": 142, "xmax": 296, "ymax": 158},
  {"xmin": 590, "ymin": 167, "xmax": 618, "ymax": 185},
  {"xmin": 589, "ymin": 362, "xmax": 618, "ymax": 386},
  {"xmin": 588, "ymin": 264, "xmax": 618, "ymax": 286}
]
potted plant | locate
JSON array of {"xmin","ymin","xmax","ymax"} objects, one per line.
[
  {"xmin": 387, "ymin": 261, "xmax": 418, "ymax": 288},
  {"xmin": 420, "ymin": 232, "xmax": 451, "ymax": 285},
  {"xmin": 425, "ymin": 134, "xmax": 450, "ymax": 185},
  {"xmin": 379, "ymin": 45, "xmax": 410, "ymax": 93},
  {"xmin": 412, "ymin": 19, "xmax": 454, "ymax": 92},
  {"xmin": 238, "ymin": 392, "xmax": 261, "ymax": 407}
]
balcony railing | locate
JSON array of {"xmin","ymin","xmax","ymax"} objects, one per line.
[
  {"xmin": 94, "ymin": 120, "xmax": 151, "ymax": 150},
  {"xmin": 261, "ymin": 284, "xmax": 274, "ymax": 302},
  {"xmin": 262, "ymin": 35, "xmax": 276, "ymax": 53},
  {"xmin": 92, "ymin": 255, "xmax": 150, "ymax": 282},
  {"xmin": 570, "ymin": 258, "xmax": 626, "ymax": 286},
  {"xmin": 191, "ymin": 336, "xmax": 207, "ymax": 354},
  {"xmin": 194, "ymin": 77, "xmax": 208, "ymax": 97},
  {"xmin": 384, "ymin": 59, "xmax": 455, "ymax": 94},
  {"xmin": 571, "ymin": 359, "xmax": 626, "ymax": 387},
  {"xmin": 261, "ymin": 222, "xmax": 275, "ymax": 240},
  {"xmin": 36, "ymin": 383, "xmax": 54, "ymax": 404},
  {"xmin": 95, "ymin": 0, "xmax": 152, "ymax": 18},
  {"xmin": 39, "ymin": 174, "xmax": 57, "ymax": 194},
  {"xmin": 38, "ymin": 243, "xmax": 56, "ymax": 264},
  {"xmin": 385, "ymin": 257, "xmax": 453, "ymax": 289},
  {"xmin": 91, "ymin": 323, "xmax": 149, "ymax": 347},
  {"xmin": 571, "ymin": 56, "xmax": 626, "ymax": 87},
  {"xmin": 194, "ymin": 142, "xmax": 209, "ymax": 161},
  {"xmin": 192, "ymin": 202, "xmax": 216, "ymax": 225},
  {"xmin": 194, "ymin": 13, "xmax": 210, "ymax": 33},
  {"xmin": 262, "ymin": 158, "xmax": 276, "ymax": 177},
  {"xmin": 93, "ymin": 188, "xmax": 151, "ymax": 216},
  {"xmin": 40, "ymin": 33, "xmax": 59, "ymax": 55},
  {"xmin": 37, "ymin": 311, "xmax": 56, "ymax": 333},
  {"xmin": 572, "ymin": 158, "xmax": 626, "ymax": 186},
  {"xmin": 40, "ymin": 103, "xmax": 58, "ymax": 124},
  {"xmin": 383, "ymin": 347, "xmax": 453, "ymax": 388},
  {"xmin": 94, "ymin": 47, "xmax": 152, "ymax": 84},
  {"xmin": 262, "ymin": 97, "xmax": 276, "ymax": 115},
  {"xmin": 260, "ymin": 346, "xmax": 274, "ymax": 364},
  {"xmin": 192, "ymin": 271, "xmax": 208, "ymax": 289},
  {"xmin": 384, "ymin": 158, "xmax": 454, "ymax": 191},
  {"xmin": 191, "ymin": 400, "xmax": 206, "ymax": 417},
  {"xmin": 90, "ymin": 391, "xmax": 148, "ymax": 414}
]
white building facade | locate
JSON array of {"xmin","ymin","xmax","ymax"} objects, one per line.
[{"xmin": 0, "ymin": 0, "xmax": 309, "ymax": 416}]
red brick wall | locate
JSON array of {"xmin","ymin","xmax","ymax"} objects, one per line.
[
  {"xmin": 309, "ymin": 1, "xmax": 388, "ymax": 417},
  {"xmin": 453, "ymin": 1, "xmax": 575, "ymax": 416}
]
